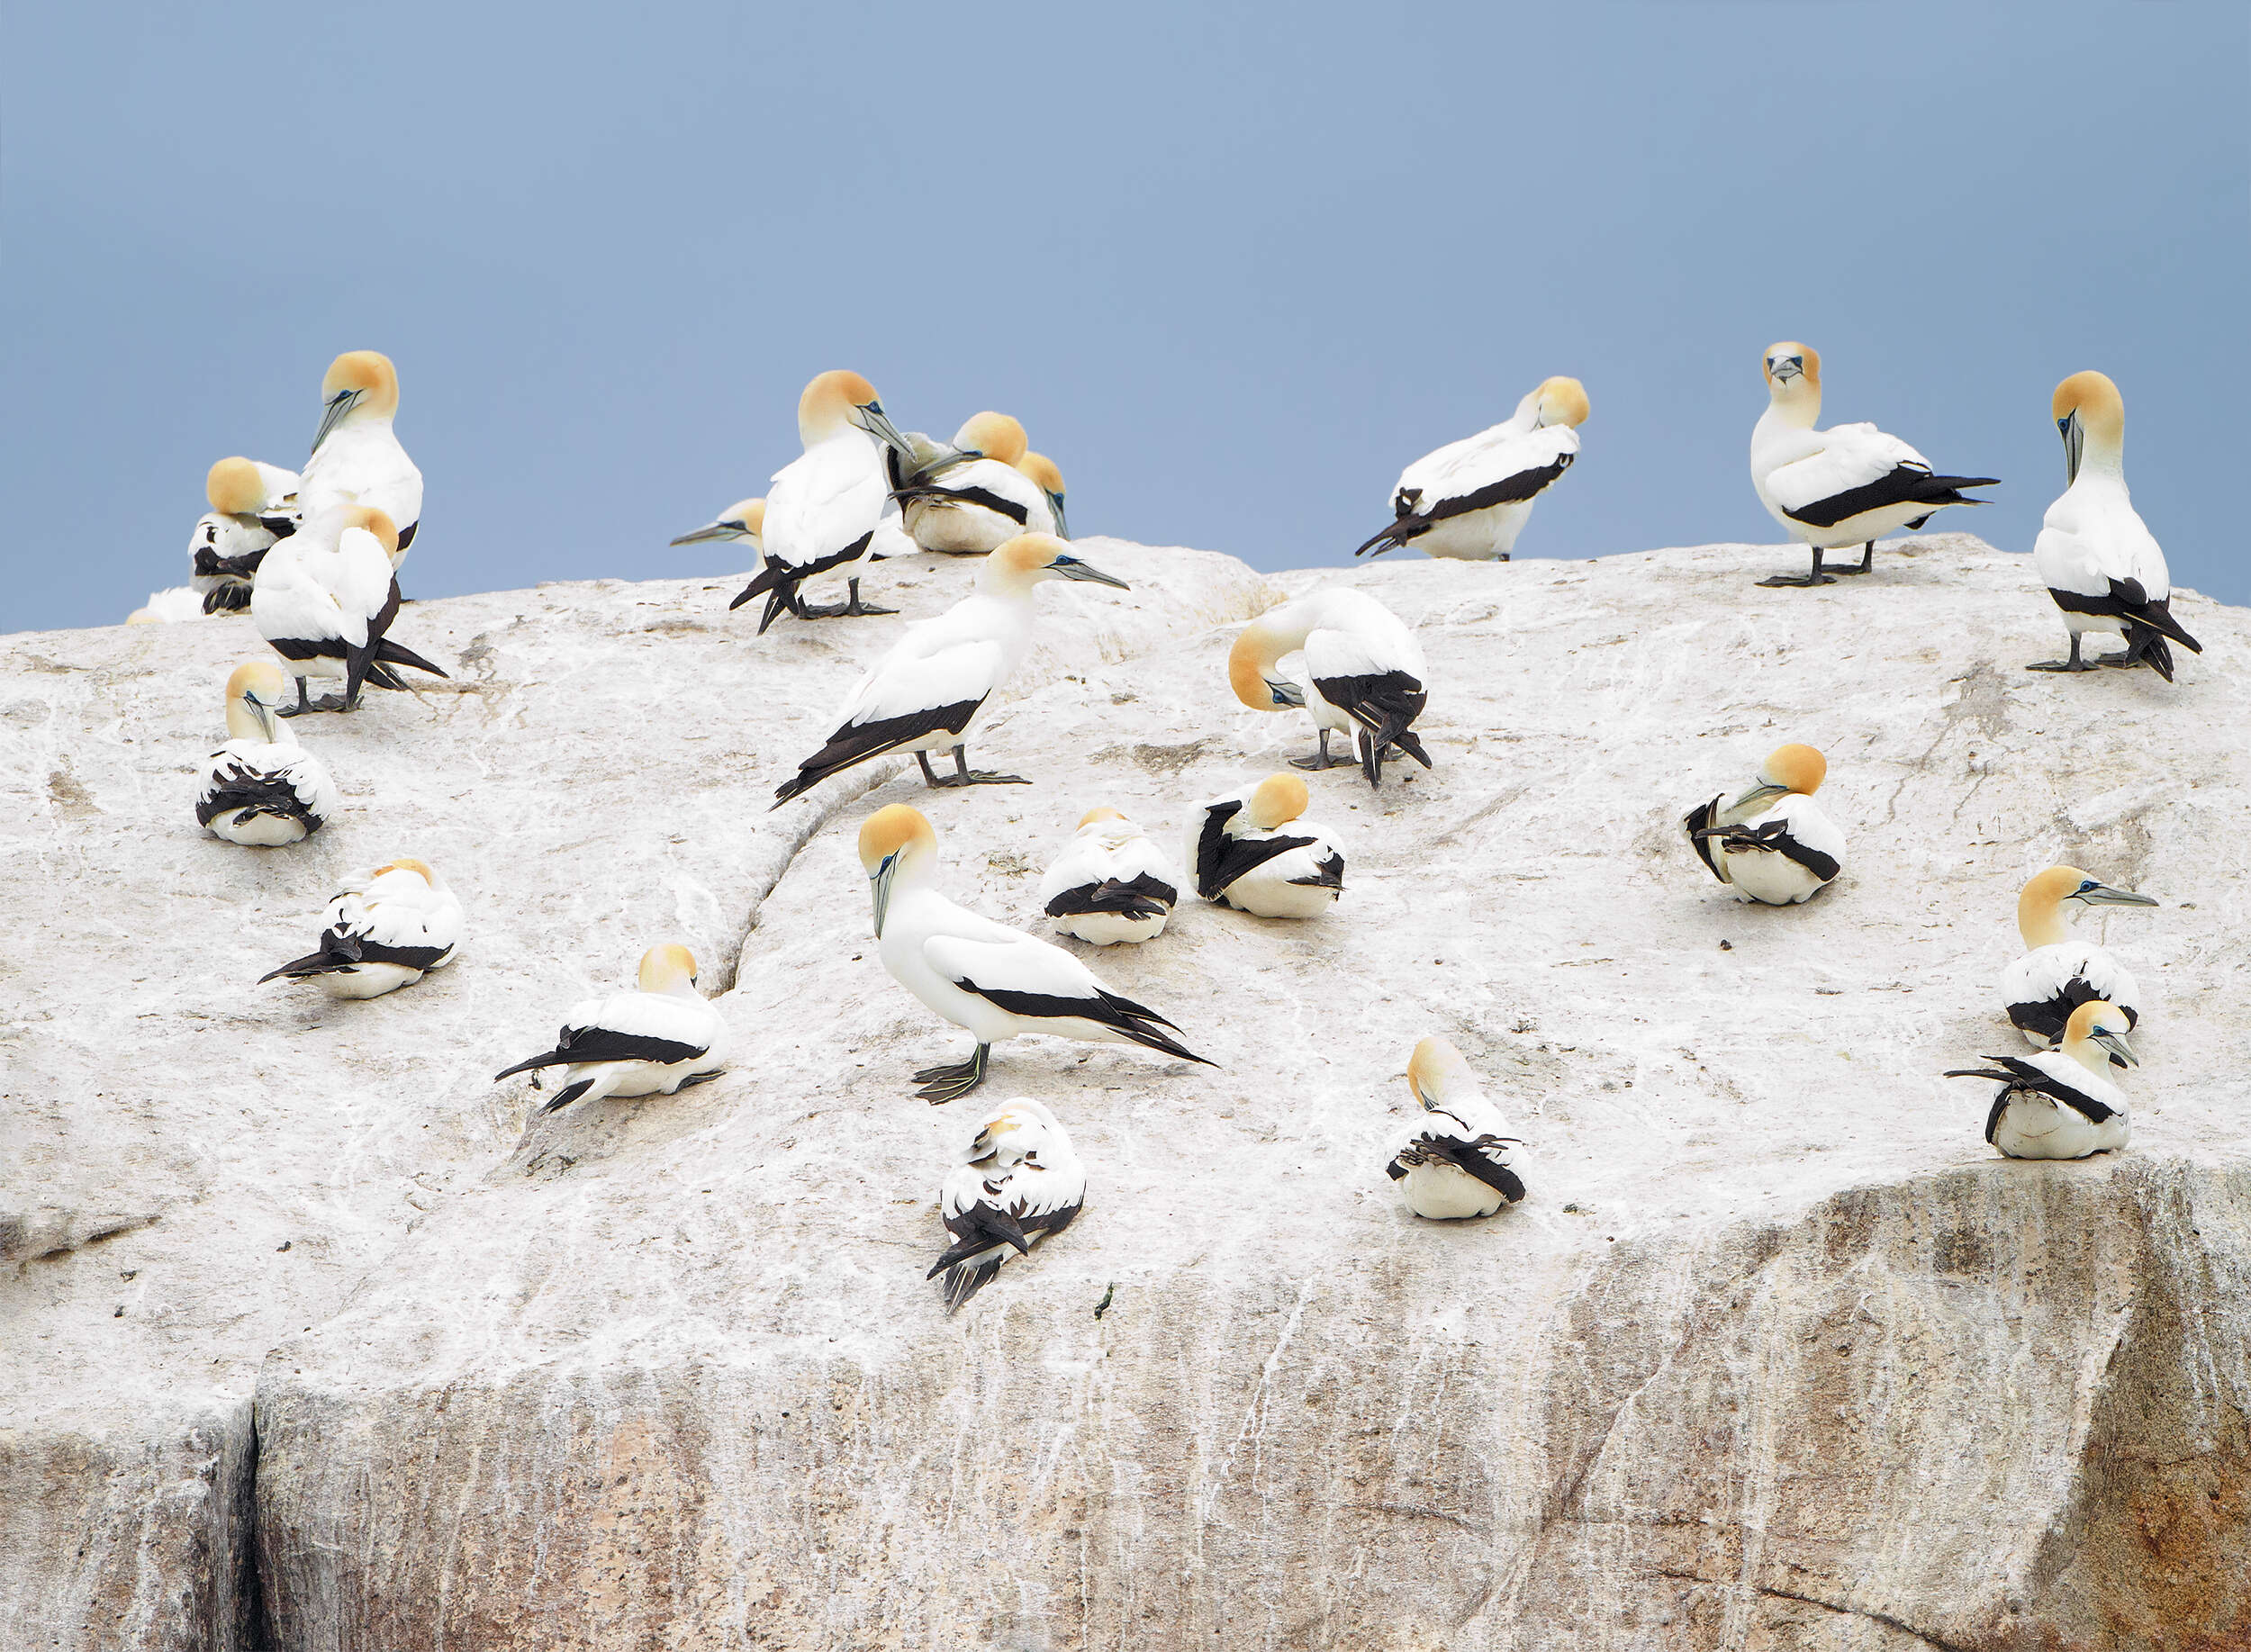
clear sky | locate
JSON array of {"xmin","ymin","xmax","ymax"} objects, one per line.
[{"xmin": 4, "ymin": 2, "xmax": 2245, "ymax": 631}]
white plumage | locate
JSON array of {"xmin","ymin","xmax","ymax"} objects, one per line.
[
  {"xmin": 1187, "ymin": 773, "xmax": 1344, "ymax": 918},
  {"xmin": 259, "ymin": 859, "xmax": 464, "ymax": 998},
  {"xmin": 1385, "ymin": 1038, "xmax": 1525, "ymax": 1219},
  {"xmin": 2000, "ymin": 866, "xmax": 2156, "ymax": 1053},
  {"xmin": 190, "ymin": 456, "xmax": 302, "ymax": 613},
  {"xmin": 1035, "ymin": 808, "xmax": 1181, "ymax": 945},
  {"xmin": 295, "ymin": 353, "xmax": 421, "ymax": 564},
  {"xmin": 928, "ymin": 1097, "xmax": 1087, "ymax": 1312},
  {"xmin": 251, "ymin": 505, "xmax": 447, "ymax": 713},
  {"xmin": 1684, "ymin": 743, "xmax": 1842, "ymax": 905},
  {"xmin": 195, "ymin": 660, "xmax": 339, "ymax": 845},
  {"xmin": 1356, "ymin": 377, "xmax": 1587, "ymax": 562},
  {"xmin": 1228, "ymin": 587, "xmax": 1433, "ymax": 785},
  {"xmin": 130, "ymin": 587, "xmax": 212, "ymax": 625},
  {"xmin": 493, "ymin": 944, "xmax": 728, "ymax": 1113},
  {"xmin": 897, "ymin": 411, "xmax": 1059, "ymax": 555},
  {"xmin": 1948, "ymin": 1000, "xmax": 2135, "ymax": 1160}
]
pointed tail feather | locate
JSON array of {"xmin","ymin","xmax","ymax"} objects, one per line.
[
  {"xmin": 1353, "ymin": 518, "xmax": 1424, "ymax": 558},
  {"xmin": 259, "ymin": 949, "xmax": 347, "ymax": 983},
  {"xmin": 942, "ymin": 1255, "xmax": 1008, "ymax": 1313},
  {"xmin": 539, "ymin": 1077, "xmax": 595, "ymax": 1113},
  {"xmin": 373, "ymin": 636, "xmax": 449, "ymax": 677},
  {"xmin": 493, "ymin": 1049, "xmax": 574, "ymax": 1081}
]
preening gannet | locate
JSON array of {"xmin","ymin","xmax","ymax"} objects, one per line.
[
  {"xmin": 1385, "ymin": 1037, "xmax": 1525, "ymax": 1219},
  {"xmin": 2001, "ymin": 865, "xmax": 2156, "ymax": 1055},
  {"xmin": 259, "ymin": 859, "xmax": 464, "ymax": 998},
  {"xmin": 928, "ymin": 1096, "xmax": 1087, "ymax": 1311},
  {"xmin": 1017, "ymin": 452, "xmax": 1070, "ymax": 539},
  {"xmin": 859, "ymin": 806, "xmax": 1213, "ymax": 1103},
  {"xmin": 1948, "ymin": 999, "xmax": 2134, "ymax": 1160},
  {"xmin": 897, "ymin": 412, "xmax": 1061, "ymax": 553},
  {"xmin": 2029, "ymin": 371, "xmax": 2203, "ymax": 680},
  {"xmin": 1355, "ymin": 376, "xmax": 1587, "ymax": 561},
  {"xmin": 1684, "ymin": 742, "xmax": 1842, "ymax": 904},
  {"xmin": 493, "ymin": 943, "xmax": 729, "ymax": 1112},
  {"xmin": 190, "ymin": 456, "xmax": 302, "ymax": 613},
  {"xmin": 295, "ymin": 352, "xmax": 421, "ymax": 564},
  {"xmin": 195, "ymin": 660, "xmax": 340, "ymax": 845},
  {"xmin": 1749, "ymin": 343, "xmax": 1998, "ymax": 586},
  {"xmin": 251, "ymin": 505, "xmax": 450, "ymax": 713},
  {"xmin": 1188, "ymin": 773, "xmax": 1345, "ymax": 918},
  {"xmin": 773, "ymin": 534, "xmax": 1129, "ymax": 808},
  {"xmin": 1036, "ymin": 808, "xmax": 1181, "ymax": 944},
  {"xmin": 1228, "ymin": 588, "xmax": 1433, "ymax": 785}
]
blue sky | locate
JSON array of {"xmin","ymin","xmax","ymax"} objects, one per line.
[{"xmin": 5, "ymin": 2, "xmax": 2245, "ymax": 630}]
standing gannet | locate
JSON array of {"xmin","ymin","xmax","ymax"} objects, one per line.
[
  {"xmin": 295, "ymin": 351, "xmax": 421, "ymax": 565},
  {"xmin": 1749, "ymin": 342, "xmax": 1998, "ymax": 586},
  {"xmin": 251, "ymin": 505, "xmax": 450, "ymax": 713},
  {"xmin": 1385, "ymin": 1037, "xmax": 1525, "ymax": 1218},
  {"xmin": 1355, "ymin": 376, "xmax": 1587, "ymax": 561},
  {"xmin": 859, "ymin": 805, "xmax": 1212, "ymax": 1102},
  {"xmin": 1685, "ymin": 743, "xmax": 1842, "ymax": 904},
  {"xmin": 773, "ymin": 534, "xmax": 1129, "ymax": 808},
  {"xmin": 1035, "ymin": 808, "xmax": 1181, "ymax": 944},
  {"xmin": 195, "ymin": 660, "xmax": 340, "ymax": 844},
  {"xmin": 928, "ymin": 1097, "xmax": 1087, "ymax": 1311},
  {"xmin": 898, "ymin": 412, "xmax": 1062, "ymax": 554},
  {"xmin": 728, "ymin": 369, "xmax": 913, "ymax": 633},
  {"xmin": 190, "ymin": 456, "xmax": 303, "ymax": 613},
  {"xmin": 2001, "ymin": 865, "xmax": 2157, "ymax": 1054},
  {"xmin": 1947, "ymin": 999, "xmax": 2135, "ymax": 1160},
  {"xmin": 259, "ymin": 859, "xmax": 464, "ymax": 998},
  {"xmin": 1228, "ymin": 587, "xmax": 1433, "ymax": 785},
  {"xmin": 493, "ymin": 943, "xmax": 729, "ymax": 1112},
  {"xmin": 1017, "ymin": 452, "xmax": 1070, "ymax": 539},
  {"xmin": 2029, "ymin": 371, "xmax": 2203, "ymax": 680},
  {"xmin": 1188, "ymin": 773, "xmax": 1345, "ymax": 918}
]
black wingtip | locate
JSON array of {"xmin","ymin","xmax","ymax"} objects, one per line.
[{"xmin": 540, "ymin": 1078, "xmax": 594, "ymax": 1113}]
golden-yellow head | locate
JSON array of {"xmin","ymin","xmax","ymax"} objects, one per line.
[
  {"xmin": 954, "ymin": 411, "xmax": 1028, "ymax": 465},
  {"xmin": 1017, "ymin": 451, "xmax": 1066, "ymax": 496},
  {"xmin": 1762, "ymin": 341, "xmax": 1821, "ymax": 393},
  {"xmin": 1247, "ymin": 772, "xmax": 1309, "ymax": 831},
  {"xmin": 342, "ymin": 505, "xmax": 401, "ymax": 559},
  {"xmin": 2052, "ymin": 372, "xmax": 2124, "ymax": 478},
  {"xmin": 637, "ymin": 943, "xmax": 700, "ymax": 993},
  {"xmin": 321, "ymin": 350, "xmax": 401, "ymax": 417},
  {"xmin": 858, "ymin": 804, "xmax": 938, "ymax": 873},
  {"xmin": 1078, "ymin": 806, "xmax": 1127, "ymax": 828},
  {"xmin": 206, "ymin": 456, "xmax": 271, "ymax": 515},
  {"xmin": 1406, "ymin": 1035, "xmax": 1478, "ymax": 1110},
  {"xmin": 226, "ymin": 657, "xmax": 290, "ymax": 705},
  {"xmin": 1226, "ymin": 625, "xmax": 1287, "ymax": 711},
  {"xmin": 1760, "ymin": 743, "xmax": 1826, "ymax": 797},
  {"xmin": 1533, "ymin": 375, "xmax": 1590, "ymax": 428},
  {"xmin": 371, "ymin": 856, "xmax": 436, "ymax": 884}
]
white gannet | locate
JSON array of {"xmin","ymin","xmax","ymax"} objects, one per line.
[
  {"xmin": 1385, "ymin": 1037, "xmax": 1525, "ymax": 1218},
  {"xmin": 773, "ymin": 534, "xmax": 1129, "ymax": 808},
  {"xmin": 258, "ymin": 858, "xmax": 464, "ymax": 998},
  {"xmin": 1684, "ymin": 742, "xmax": 1842, "ymax": 904},
  {"xmin": 859, "ymin": 805, "xmax": 1213, "ymax": 1102},
  {"xmin": 195, "ymin": 659, "xmax": 340, "ymax": 845},
  {"xmin": 897, "ymin": 412, "xmax": 1061, "ymax": 554},
  {"xmin": 190, "ymin": 456, "xmax": 303, "ymax": 613},
  {"xmin": 295, "ymin": 351, "xmax": 422, "ymax": 566},
  {"xmin": 668, "ymin": 495, "xmax": 764, "ymax": 554},
  {"xmin": 1017, "ymin": 451, "xmax": 1070, "ymax": 539},
  {"xmin": 1947, "ymin": 999, "xmax": 2135, "ymax": 1160},
  {"xmin": 1035, "ymin": 807, "xmax": 1182, "ymax": 944},
  {"xmin": 252, "ymin": 504, "xmax": 450, "ymax": 713},
  {"xmin": 1355, "ymin": 376, "xmax": 1587, "ymax": 561},
  {"xmin": 928, "ymin": 1096, "xmax": 1087, "ymax": 1311},
  {"xmin": 1749, "ymin": 342, "xmax": 1998, "ymax": 586},
  {"xmin": 2029, "ymin": 371, "xmax": 2203, "ymax": 680},
  {"xmin": 728, "ymin": 369, "xmax": 913, "ymax": 633},
  {"xmin": 2001, "ymin": 864, "xmax": 2156, "ymax": 1055},
  {"xmin": 493, "ymin": 943, "xmax": 729, "ymax": 1112},
  {"xmin": 1187, "ymin": 773, "xmax": 1345, "ymax": 918},
  {"xmin": 1227, "ymin": 587, "xmax": 1433, "ymax": 785},
  {"xmin": 129, "ymin": 587, "xmax": 212, "ymax": 625}
]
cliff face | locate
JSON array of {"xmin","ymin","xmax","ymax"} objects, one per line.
[{"xmin": 5, "ymin": 535, "xmax": 2246, "ymax": 1650}]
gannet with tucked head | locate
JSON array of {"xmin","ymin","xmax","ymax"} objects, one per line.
[
  {"xmin": 773, "ymin": 534, "xmax": 1129, "ymax": 808},
  {"xmin": 1229, "ymin": 587, "xmax": 1433, "ymax": 785},
  {"xmin": 1188, "ymin": 773, "xmax": 1345, "ymax": 918},
  {"xmin": 493, "ymin": 943, "xmax": 728, "ymax": 1112},
  {"xmin": 1685, "ymin": 742, "xmax": 1841, "ymax": 904},
  {"xmin": 1035, "ymin": 807, "xmax": 1182, "ymax": 944},
  {"xmin": 1948, "ymin": 999, "xmax": 2134, "ymax": 1160},
  {"xmin": 1356, "ymin": 376, "xmax": 1587, "ymax": 562},
  {"xmin": 129, "ymin": 587, "xmax": 212, "ymax": 625},
  {"xmin": 295, "ymin": 352, "xmax": 421, "ymax": 566},
  {"xmin": 251, "ymin": 504, "xmax": 449, "ymax": 713},
  {"xmin": 859, "ymin": 806, "xmax": 1212, "ymax": 1102},
  {"xmin": 190, "ymin": 456, "xmax": 303, "ymax": 613},
  {"xmin": 2001, "ymin": 865, "xmax": 2157, "ymax": 1055},
  {"xmin": 195, "ymin": 660, "xmax": 341, "ymax": 844},
  {"xmin": 897, "ymin": 412, "xmax": 1062, "ymax": 553},
  {"xmin": 2029, "ymin": 371, "xmax": 2202, "ymax": 679},
  {"xmin": 928, "ymin": 1097, "xmax": 1087, "ymax": 1311},
  {"xmin": 1017, "ymin": 452, "xmax": 1069, "ymax": 539},
  {"xmin": 1385, "ymin": 1037, "xmax": 1525, "ymax": 1218},
  {"xmin": 259, "ymin": 859, "xmax": 464, "ymax": 998},
  {"xmin": 1749, "ymin": 342, "xmax": 1998, "ymax": 586}
]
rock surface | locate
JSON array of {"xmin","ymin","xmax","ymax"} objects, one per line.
[{"xmin": 5, "ymin": 534, "xmax": 2246, "ymax": 1650}]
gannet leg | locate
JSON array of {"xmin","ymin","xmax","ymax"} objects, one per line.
[
  {"xmin": 838, "ymin": 579, "xmax": 897, "ymax": 617},
  {"xmin": 2027, "ymin": 634, "xmax": 2095, "ymax": 673},
  {"xmin": 278, "ymin": 675, "xmax": 317, "ymax": 718},
  {"xmin": 1829, "ymin": 541, "xmax": 1876, "ymax": 574},
  {"xmin": 923, "ymin": 745, "xmax": 1029, "ymax": 789},
  {"xmin": 1288, "ymin": 728, "xmax": 1355, "ymax": 772},
  {"xmin": 1757, "ymin": 546, "xmax": 1838, "ymax": 588},
  {"xmin": 913, "ymin": 1043, "xmax": 990, "ymax": 1104}
]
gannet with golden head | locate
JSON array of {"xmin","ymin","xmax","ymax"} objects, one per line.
[
  {"xmin": 493, "ymin": 943, "xmax": 729, "ymax": 1113},
  {"xmin": 897, "ymin": 411, "xmax": 1062, "ymax": 553},
  {"xmin": 1947, "ymin": 999, "xmax": 2134, "ymax": 1160},
  {"xmin": 1017, "ymin": 452, "xmax": 1070, "ymax": 540},
  {"xmin": 858, "ymin": 806, "xmax": 1212, "ymax": 1102},
  {"xmin": 195, "ymin": 659, "xmax": 341, "ymax": 844},
  {"xmin": 1684, "ymin": 742, "xmax": 1841, "ymax": 904},
  {"xmin": 1385, "ymin": 1037, "xmax": 1525, "ymax": 1218},
  {"xmin": 928, "ymin": 1097, "xmax": 1087, "ymax": 1311},
  {"xmin": 1355, "ymin": 376, "xmax": 1587, "ymax": 561},
  {"xmin": 773, "ymin": 534, "xmax": 1129, "ymax": 808},
  {"xmin": 2001, "ymin": 865, "xmax": 2157, "ymax": 1054},
  {"xmin": 251, "ymin": 504, "xmax": 449, "ymax": 713},
  {"xmin": 669, "ymin": 496, "xmax": 764, "ymax": 552},
  {"xmin": 1749, "ymin": 342, "xmax": 1998, "ymax": 586},
  {"xmin": 1187, "ymin": 773, "xmax": 1345, "ymax": 918},
  {"xmin": 259, "ymin": 859, "xmax": 464, "ymax": 998},
  {"xmin": 295, "ymin": 351, "xmax": 421, "ymax": 565},
  {"xmin": 1228, "ymin": 587, "xmax": 1433, "ymax": 785},
  {"xmin": 1035, "ymin": 807, "xmax": 1182, "ymax": 944},
  {"xmin": 190, "ymin": 456, "xmax": 303, "ymax": 613}
]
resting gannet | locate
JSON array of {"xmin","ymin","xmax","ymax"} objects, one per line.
[
  {"xmin": 669, "ymin": 495, "xmax": 764, "ymax": 553},
  {"xmin": 190, "ymin": 456, "xmax": 302, "ymax": 613},
  {"xmin": 1355, "ymin": 376, "xmax": 1587, "ymax": 561},
  {"xmin": 1188, "ymin": 773, "xmax": 1345, "ymax": 918},
  {"xmin": 859, "ymin": 805, "xmax": 1213, "ymax": 1102},
  {"xmin": 251, "ymin": 504, "xmax": 449, "ymax": 713},
  {"xmin": 1750, "ymin": 343, "xmax": 1997, "ymax": 586},
  {"xmin": 1385, "ymin": 1037, "xmax": 1525, "ymax": 1218},
  {"xmin": 928, "ymin": 1097, "xmax": 1087, "ymax": 1311},
  {"xmin": 1685, "ymin": 742, "xmax": 1841, "ymax": 904},
  {"xmin": 195, "ymin": 659, "xmax": 340, "ymax": 845},
  {"xmin": 296, "ymin": 352, "xmax": 421, "ymax": 565},
  {"xmin": 259, "ymin": 859, "xmax": 464, "ymax": 998},
  {"xmin": 1228, "ymin": 588, "xmax": 1433, "ymax": 785},
  {"xmin": 2029, "ymin": 371, "xmax": 2203, "ymax": 680},
  {"xmin": 773, "ymin": 534, "xmax": 1128, "ymax": 808},
  {"xmin": 493, "ymin": 943, "xmax": 729, "ymax": 1112},
  {"xmin": 1036, "ymin": 808, "xmax": 1181, "ymax": 944},
  {"xmin": 1017, "ymin": 452, "xmax": 1070, "ymax": 539},
  {"xmin": 1948, "ymin": 999, "xmax": 2134, "ymax": 1160},
  {"xmin": 898, "ymin": 412, "xmax": 1062, "ymax": 554},
  {"xmin": 129, "ymin": 588, "xmax": 211, "ymax": 625},
  {"xmin": 2001, "ymin": 865, "xmax": 2156, "ymax": 1055}
]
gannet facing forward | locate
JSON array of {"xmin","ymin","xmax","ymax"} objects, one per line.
[
  {"xmin": 251, "ymin": 505, "xmax": 450, "ymax": 713},
  {"xmin": 1685, "ymin": 743, "xmax": 1842, "ymax": 904},
  {"xmin": 295, "ymin": 352, "xmax": 422, "ymax": 564},
  {"xmin": 1355, "ymin": 376, "xmax": 1587, "ymax": 561},
  {"xmin": 773, "ymin": 534, "xmax": 1128, "ymax": 808},
  {"xmin": 493, "ymin": 944, "xmax": 729, "ymax": 1112},
  {"xmin": 2029, "ymin": 371, "xmax": 2203, "ymax": 680},
  {"xmin": 2001, "ymin": 865, "xmax": 2156, "ymax": 1055},
  {"xmin": 1749, "ymin": 343, "xmax": 1998, "ymax": 586},
  {"xmin": 1188, "ymin": 773, "xmax": 1345, "ymax": 918},
  {"xmin": 1228, "ymin": 588, "xmax": 1433, "ymax": 785},
  {"xmin": 1385, "ymin": 1037, "xmax": 1525, "ymax": 1219},
  {"xmin": 259, "ymin": 859, "xmax": 464, "ymax": 998},
  {"xmin": 860, "ymin": 806, "xmax": 1213, "ymax": 1102},
  {"xmin": 195, "ymin": 660, "xmax": 340, "ymax": 845},
  {"xmin": 190, "ymin": 456, "xmax": 302, "ymax": 613},
  {"xmin": 897, "ymin": 412, "xmax": 1060, "ymax": 554},
  {"xmin": 1948, "ymin": 999, "xmax": 2134, "ymax": 1160},
  {"xmin": 1036, "ymin": 808, "xmax": 1182, "ymax": 944},
  {"xmin": 928, "ymin": 1097, "xmax": 1087, "ymax": 1311}
]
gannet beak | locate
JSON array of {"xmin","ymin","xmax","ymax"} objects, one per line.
[
  {"xmin": 311, "ymin": 388, "xmax": 364, "ymax": 455},
  {"xmin": 1048, "ymin": 496, "xmax": 1071, "ymax": 539},
  {"xmin": 245, "ymin": 691, "xmax": 279, "ymax": 744},
  {"xmin": 869, "ymin": 853, "xmax": 899, "ymax": 938},
  {"xmin": 1051, "ymin": 553, "xmax": 1126, "ymax": 589},
  {"xmin": 1729, "ymin": 781, "xmax": 1791, "ymax": 810},
  {"xmin": 1266, "ymin": 678, "xmax": 1306, "ymax": 708},
  {"xmin": 2092, "ymin": 1028, "xmax": 2140, "ymax": 1068},
  {"xmin": 2057, "ymin": 410, "xmax": 2084, "ymax": 485},
  {"xmin": 669, "ymin": 520, "xmax": 746, "ymax": 546},
  {"xmin": 1768, "ymin": 357, "xmax": 1804, "ymax": 384},
  {"xmin": 2072, "ymin": 881, "xmax": 2159, "ymax": 908},
  {"xmin": 853, "ymin": 399, "xmax": 912, "ymax": 456}
]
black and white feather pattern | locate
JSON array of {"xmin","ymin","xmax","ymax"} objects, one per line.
[
  {"xmin": 927, "ymin": 1099, "xmax": 1086, "ymax": 1312},
  {"xmin": 195, "ymin": 739, "xmax": 339, "ymax": 844},
  {"xmin": 258, "ymin": 864, "xmax": 464, "ymax": 998}
]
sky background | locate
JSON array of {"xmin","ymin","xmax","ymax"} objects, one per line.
[{"xmin": 5, "ymin": 1, "xmax": 2245, "ymax": 632}]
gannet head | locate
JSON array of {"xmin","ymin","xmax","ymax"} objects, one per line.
[
  {"xmin": 1532, "ymin": 376, "xmax": 1591, "ymax": 429},
  {"xmin": 1406, "ymin": 1035, "xmax": 1482, "ymax": 1113},
  {"xmin": 669, "ymin": 497, "xmax": 765, "ymax": 548},
  {"xmin": 2064, "ymin": 998, "xmax": 2138, "ymax": 1070},
  {"xmin": 224, "ymin": 658, "xmax": 292, "ymax": 743},
  {"xmin": 969, "ymin": 1096, "xmax": 1065, "ymax": 1168},
  {"xmin": 952, "ymin": 411, "xmax": 1028, "ymax": 466},
  {"xmin": 206, "ymin": 456, "xmax": 273, "ymax": 517},
  {"xmin": 1078, "ymin": 806, "xmax": 1128, "ymax": 830},
  {"xmin": 981, "ymin": 532, "xmax": 1126, "ymax": 596},
  {"xmin": 1017, "ymin": 451, "xmax": 1069, "ymax": 538},
  {"xmin": 1761, "ymin": 342, "xmax": 1821, "ymax": 422},
  {"xmin": 2017, "ymin": 864, "xmax": 2156, "ymax": 947},
  {"xmin": 313, "ymin": 351, "xmax": 400, "ymax": 452},
  {"xmin": 1227, "ymin": 623, "xmax": 1304, "ymax": 711},
  {"xmin": 859, "ymin": 804, "xmax": 939, "ymax": 937},
  {"xmin": 339, "ymin": 504, "xmax": 401, "ymax": 561},
  {"xmin": 799, "ymin": 369, "xmax": 909, "ymax": 454},
  {"xmin": 1245, "ymin": 772, "xmax": 1309, "ymax": 831},
  {"xmin": 637, "ymin": 943, "xmax": 701, "ymax": 995},
  {"xmin": 1731, "ymin": 743, "xmax": 1825, "ymax": 810},
  {"xmin": 2051, "ymin": 371, "xmax": 2124, "ymax": 484},
  {"xmin": 369, "ymin": 856, "xmax": 438, "ymax": 888}
]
